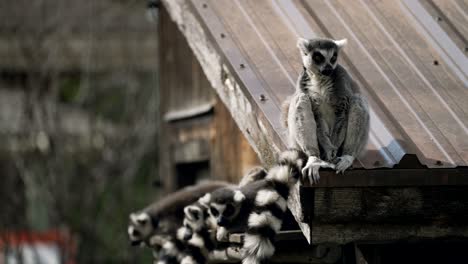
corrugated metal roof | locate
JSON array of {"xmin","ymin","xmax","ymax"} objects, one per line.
[{"xmin": 186, "ymin": 0, "xmax": 467, "ymax": 169}]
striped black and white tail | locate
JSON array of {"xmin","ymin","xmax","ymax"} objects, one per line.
[{"xmin": 242, "ymin": 149, "xmax": 307, "ymax": 264}]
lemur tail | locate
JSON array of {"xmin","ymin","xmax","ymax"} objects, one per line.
[{"xmin": 242, "ymin": 149, "xmax": 307, "ymax": 264}]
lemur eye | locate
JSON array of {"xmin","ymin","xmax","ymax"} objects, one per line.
[
  {"xmin": 210, "ymin": 206, "xmax": 219, "ymax": 217},
  {"xmin": 312, "ymin": 52, "xmax": 324, "ymax": 64},
  {"xmin": 224, "ymin": 204, "xmax": 235, "ymax": 217},
  {"xmin": 132, "ymin": 229, "xmax": 141, "ymax": 237},
  {"xmin": 137, "ymin": 218, "xmax": 148, "ymax": 225},
  {"xmin": 189, "ymin": 209, "xmax": 200, "ymax": 220}
]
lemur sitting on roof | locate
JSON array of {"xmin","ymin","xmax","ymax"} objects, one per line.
[{"xmin": 282, "ymin": 37, "xmax": 370, "ymax": 184}]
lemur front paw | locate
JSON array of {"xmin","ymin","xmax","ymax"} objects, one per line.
[
  {"xmin": 216, "ymin": 227, "xmax": 229, "ymax": 242},
  {"xmin": 335, "ymin": 155, "xmax": 354, "ymax": 174},
  {"xmin": 302, "ymin": 156, "xmax": 336, "ymax": 185}
]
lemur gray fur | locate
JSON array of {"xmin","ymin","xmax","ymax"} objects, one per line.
[
  {"xmin": 238, "ymin": 166, "xmax": 268, "ymax": 187},
  {"xmin": 282, "ymin": 37, "xmax": 370, "ymax": 184},
  {"xmin": 127, "ymin": 181, "xmax": 231, "ymax": 248},
  {"xmin": 199, "ymin": 149, "xmax": 307, "ymax": 264}
]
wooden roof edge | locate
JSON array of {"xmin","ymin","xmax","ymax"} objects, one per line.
[{"xmin": 161, "ymin": 0, "xmax": 283, "ymax": 166}]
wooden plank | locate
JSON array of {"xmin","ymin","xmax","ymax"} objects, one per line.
[
  {"xmin": 307, "ymin": 167, "xmax": 468, "ymax": 188},
  {"xmin": 309, "ymin": 186, "xmax": 468, "ymax": 225},
  {"xmin": 423, "ymin": 0, "xmax": 468, "ymax": 53},
  {"xmin": 211, "ymin": 98, "xmax": 261, "ymax": 183},
  {"xmin": 311, "ymin": 223, "xmax": 468, "ymax": 244},
  {"xmin": 164, "ymin": 102, "xmax": 214, "ymax": 122},
  {"xmin": 209, "ymin": 0, "xmax": 295, "ymax": 106},
  {"xmin": 160, "ymin": 5, "xmax": 215, "ymax": 114},
  {"xmin": 158, "ymin": 8, "xmax": 177, "ymax": 192}
]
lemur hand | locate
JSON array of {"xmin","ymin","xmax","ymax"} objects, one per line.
[
  {"xmin": 216, "ymin": 226, "xmax": 229, "ymax": 242},
  {"xmin": 335, "ymin": 155, "xmax": 354, "ymax": 174},
  {"xmin": 301, "ymin": 156, "xmax": 335, "ymax": 184}
]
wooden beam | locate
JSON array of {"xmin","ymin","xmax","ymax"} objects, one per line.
[
  {"xmin": 164, "ymin": 102, "xmax": 214, "ymax": 122},
  {"xmin": 309, "ymin": 167, "xmax": 468, "ymax": 187},
  {"xmin": 310, "ymin": 224, "xmax": 468, "ymax": 245}
]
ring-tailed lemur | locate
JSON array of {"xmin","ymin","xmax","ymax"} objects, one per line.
[
  {"xmin": 199, "ymin": 149, "xmax": 307, "ymax": 264},
  {"xmin": 164, "ymin": 167, "xmax": 268, "ymax": 263},
  {"xmin": 282, "ymin": 37, "xmax": 370, "ymax": 184},
  {"xmin": 153, "ymin": 167, "xmax": 268, "ymax": 263},
  {"xmin": 127, "ymin": 181, "xmax": 231, "ymax": 248}
]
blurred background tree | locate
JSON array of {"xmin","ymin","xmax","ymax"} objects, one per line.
[{"xmin": 0, "ymin": 0, "xmax": 160, "ymax": 262}]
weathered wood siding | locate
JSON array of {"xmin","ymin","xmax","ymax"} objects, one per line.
[
  {"xmin": 159, "ymin": 8, "xmax": 214, "ymax": 115},
  {"xmin": 211, "ymin": 100, "xmax": 261, "ymax": 184},
  {"xmin": 158, "ymin": 8, "xmax": 259, "ymax": 192}
]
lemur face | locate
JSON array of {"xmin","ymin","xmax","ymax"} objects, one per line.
[
  {"xmin": 128, "ymin": 212, "xmax": 157, "ymax": 246},
  {"xmin": 198, "ymin": 188, "xmax": 245, "ymax": 227},
  {"xmin": 297, "ymin": 37, "xmax": 347, "ymax": 76},
  {"xmin": 180, "ymin": 204, "xmax": 205, "ymax": 241}
]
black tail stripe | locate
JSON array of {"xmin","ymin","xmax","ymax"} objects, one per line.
[
  {"xmin": 253, "ymin": 204, "xmax": 285, "ymax": 221},
  {"xmin": 268, "ymin": 181, "xmax": 290, "ymax": 200},
  {"xmin": 199, "ymin": 228, "xmax": 215, "ymax": 251},
  {"xmin": 185, "ymin": 244, "xmax": 206, "ymax": 264}
]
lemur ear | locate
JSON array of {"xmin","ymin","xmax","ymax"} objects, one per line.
[
  {"xmin": 334, "ymin": 38, "xmax": 347, "ymax": 49},
  {"xmin": 184, "ymin": 205, "xmax": 200, "ymax": 221},
  {"xmin": 233, "ymin": 190, "xmax": 246, "ymax": 203},
  {"xmin": 198, "ymin": 193, "xmax": 211, "ymax": 206},
  {"xmin": 130, "ymin": 212, "xmax": 149, "ymax": 225},
  {"xmin": 297, "ymin": 37, "xmax": 310, "ymax": 54}
]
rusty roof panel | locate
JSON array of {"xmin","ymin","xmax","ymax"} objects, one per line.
[{"xmin": 188, "ymin": 0, "xmax": 468, "ymax": 169}]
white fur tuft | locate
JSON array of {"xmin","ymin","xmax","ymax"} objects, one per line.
[
  {"xmin": 254, "ymin": 190, "xmax": 287, "ymax": 212},
  {"xmin": 137, "ymin": 213, "xmax": 149, "ymax": 222},
  {"xmin": 216, "ymin": 226, "xmax": 229, "ymax": 242},
  {"xmin": 297, "ymin": 37, "xmax": 309, "ymax": 53},
  {"xmin": 248, "ymin": 211, "xmax": 282, "ymax": 232},
  {"xmin": 127, "ymin": 226, "xmax": 136, "ymax": 239},
  {"xmin": 181, "ymin": 256, "xmax": 197, "ymax": 264},
  {"xmin": 255, "ymin": 190, "xmax": 281, "ymax": 208},
  {"xmin": 234, "ymin": 190, "xmax": 246, "ymax": 203},
  {"xmin": 176, "ymin": 227, "xmax": 187, "ymax": 241},
  {"xmin": 276, "ymin": 196, "xmax": 288, "ymax": 212},
  {"xmin": 162, "ymin": 241, "xmax": 177, "ymax": 256},
  {"xmin": 280, "ymin": 150, "xmax": 298, "ymax": 163},
  {"xmin": 334, "ymin": 38, "xmax": 348, "ymax": 48},
  {"xmin": 243, "ymin": 234, "xmax": 275, "ymax": 263},
  {"xmin": 188, "ymin": 233, "xmax": 205, "ymax": 248},
  {"xmin": 129, "ymin": 213, "xmax": 137, "ymax": 223},
  {"xmin": 265, "ymin": 165, "xmax": 290, "ymax": 183},
  {"xmin": 198, "ymin": 193, "xmax": 211, "ymax": 206}
]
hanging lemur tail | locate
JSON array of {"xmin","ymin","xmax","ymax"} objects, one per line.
[{"xmin": 242, "ymin": 149, "xmax": 307, "ymax": 264}]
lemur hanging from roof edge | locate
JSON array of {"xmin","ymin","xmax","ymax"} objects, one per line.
[{"xmin": 282, "ymin": 37, "xmax": 370, "ymax": 184}]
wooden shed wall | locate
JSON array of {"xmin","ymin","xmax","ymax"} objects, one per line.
[{"xmin": 158, "ymin": 8, "xmax": 260, "ymax": 192}]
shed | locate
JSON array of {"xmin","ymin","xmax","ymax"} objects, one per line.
[{"xmin": 156, "ymin": 0, "xmax": 468, "ymax": 263}]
